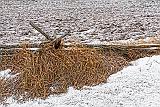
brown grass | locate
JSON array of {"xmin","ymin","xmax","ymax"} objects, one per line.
[
  {"xmin": 0, "ymin": 44, "xmax": 129, "ymax": 102},
  {"xmin": 104, "ymin": 51, "xmax": 128, "ymax": 75},
  {"xmin": 127, "ymin": 49, "xmax": 160, "ymax": 61},
  {"xmin": 0, "ymin": 78, "xmax": 11, "ymax": 102},
  {"xmin": 1, "ymin": 43, "xmax": 160, "ymax": 103}
]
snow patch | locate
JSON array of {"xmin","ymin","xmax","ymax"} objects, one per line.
[{"xmin": 0, "ymin": 69, "xmax": 19, "ymax": 79}]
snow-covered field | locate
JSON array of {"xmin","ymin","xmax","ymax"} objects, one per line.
[
  {"xmin": 1, "ymin": 0, "xmax": 160, "ymax": 106},
  {"xmin": 1, "ymin": 0, "xmax": 160, "ymax": 45},
  {"xmin": 1, "ymin": 55, "xmax": 160, "ymax": 107}
]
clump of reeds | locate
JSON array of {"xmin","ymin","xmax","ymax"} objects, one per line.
[
  {"xmin": 0, "ymin": 45, "xmax": 109, "ymax": 99},
  {"xmin": 0, "ymin": 43, "xmax": 129, "ymax": 101}
]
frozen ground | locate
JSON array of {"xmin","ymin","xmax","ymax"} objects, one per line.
[
  {"xmin": 1, "ymin": 0, "xmax": 160, "ymax": 45},
  {"xmin": 1, "ymin": 55, "xmax": 160, "ymax": 107}
]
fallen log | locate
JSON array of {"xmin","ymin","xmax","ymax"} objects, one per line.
[
  {"xmin": 1, "ymin": 43, "xmax": 160, "ymax": 49},
  {"xmin": 1, "ymin": 43, "xmax": 160, "ymax": 55}
]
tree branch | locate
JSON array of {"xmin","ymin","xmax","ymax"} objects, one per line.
[{"xmin": 29, "ymin": 21, "xmax": 53, "ymax": 40}]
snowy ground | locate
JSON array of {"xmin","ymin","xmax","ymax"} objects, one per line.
[
  {"xmin": 1, "ymin": 55, "xmax": 160, "ymax": 107},
  {"xmin": 1, "ymin": 0, "xmax": 160, "ymax": 45}
]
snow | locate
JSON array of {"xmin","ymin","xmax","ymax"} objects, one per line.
[
  {"xmin": 1, "ymin": 0, "xmax": 160, "ymax": 45},
  {"xmin": 0, "ymin": 69, "xmax": 18, "ymax": 79},
  {"xmin": 2, "ymin": 55, "xmax": 160, "ymax": 107}
]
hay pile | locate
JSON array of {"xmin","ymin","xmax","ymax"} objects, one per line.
[{"xmin": 0, "ymin": 44, "xmax": 129, "ymax": 102}]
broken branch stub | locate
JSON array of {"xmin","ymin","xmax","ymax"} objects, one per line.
[
  {"xmin": 30, "ymin": 21, "xmax": 68, "ymax": 49},
  {"xmin": 29, "ymin": 21, "xmax": 53, "ymax": 41}
]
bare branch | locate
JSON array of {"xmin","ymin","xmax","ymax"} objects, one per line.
[{"xmin": 29, "ymin": 21, "xmax": 53, "ymax": 40}]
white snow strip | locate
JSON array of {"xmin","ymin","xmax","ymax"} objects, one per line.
[
  {"xmin": 27, "ymin": 48, "xmax": 39, "ymax": 51},
  {"xmin": 82, "ymin": 29, "xmax": 95, "ymax": 35},
  {"xmin": 0, "ymin": 69, "xmax": 12, "ymax": 79},
  {"xmin": 0, "ymin": 69, "xmax": 19, "ymax": 79},
  {"xmin": 2, "ymin": 55, "xmax": 160, "ymax": 107},
  {"xmin": 106, "ymin": 37, "xmax": 160, "ymax": 45}
]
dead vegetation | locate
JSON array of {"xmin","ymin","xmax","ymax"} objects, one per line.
[
  {"xmin": 1, "ymin": 41, "xmax": 160, "ymax": 103},
  {"xmin": 0, "ymin": 41, "xmax": 130, "ymax": 103},
  {"xmin": 0, "ymin": 43, "xmax": 127, "ymax": 102}
]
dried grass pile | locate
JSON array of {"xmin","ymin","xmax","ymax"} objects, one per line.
[
  {"xmin": 1, "ymin": 45, "xmax": 124, "ymax": 101},
  {"xmin": 2, "ymin": 43, "xmax": 160, "ymax": 101},
  {"xmin": 0, "ymin": 42, "xmax": 133, "ymax": 104}
]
